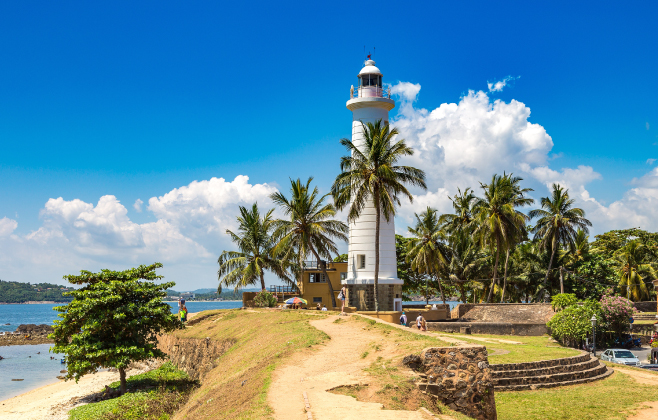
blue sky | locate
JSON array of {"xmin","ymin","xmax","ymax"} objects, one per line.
[{"xmin": 1, "ymin": 1, "xmax": 657, "ymax": 289}]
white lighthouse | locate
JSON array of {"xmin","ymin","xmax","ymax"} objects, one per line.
[{"xmin": 342, "ymin": 58, "xmax": 403, "ymax": 312}]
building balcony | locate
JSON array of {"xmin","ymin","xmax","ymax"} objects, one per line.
[{"xmin": 350, "ymin": 86, "xmax": 391, "ymax": 100}]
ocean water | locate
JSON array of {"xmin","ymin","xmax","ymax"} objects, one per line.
[
  {"xmin": 0, "ymin": 301, "xmax": 243, "ymax": 333},
  {"xmin": 0, "ymin": 344, "xmax": 64, "ymax": 402}
]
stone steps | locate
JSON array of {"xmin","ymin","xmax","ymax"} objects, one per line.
[
  {"xmin": 495, "ymin": 368, "xmax": 614, "ymax": 391},
  {"xmin": 491, "ymin": 353, "xmax": 612, "ymax": 391}
]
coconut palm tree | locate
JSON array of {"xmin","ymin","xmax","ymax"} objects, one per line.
[
  {"xmin": 332, "ymin": 119, "xmax": 427, "ymax": 311},
  {"xmin": 440, "ymin": 187, "xmax": 477, "ymax": 234},
  {"xmin": 613, "ymin": 240, "xmax": 655, "ymax": 301},
  {"xmin": 446, "ymin": 231, "xmax": 489, "ymax": 303},
  {"xmin": 406, "ymin": 207, "xmax": 449, "ymax": 304},
  {"xmin": 472, "ymin": 174, "xmax": 529, "ymax": 303},
  {"xmin": 499, "ymin": 174, "xmax": 533, "ymax": 302},
  {"xmin": 218, "ymin": 203, "xmax": 292, "ymax": 291},
  {"xmin": 529, "ymin": 184, "xmax": 592, "ymax": 300},
  {"xmin": 270, "ymin": 177, "xmax": 348, "ymax": 308}
]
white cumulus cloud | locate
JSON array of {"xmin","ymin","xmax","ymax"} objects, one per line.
[
  {"xmin": 0, "ymin": 217, "xmax": 18, "ymax": 237},
  {"xmin": 133, "ymin": 199, "xmax": 144, "ymax": 212}
]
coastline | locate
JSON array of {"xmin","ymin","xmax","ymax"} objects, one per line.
[{"xmin": 0, "ymin": 302, "xmax": 68, "ymax": 305}]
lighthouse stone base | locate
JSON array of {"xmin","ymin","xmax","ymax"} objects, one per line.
[{"xmin": 346, "ymin": 284, "xmax": 402, "ymax": 311}]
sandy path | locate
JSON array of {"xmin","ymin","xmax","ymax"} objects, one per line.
[{"xmin": 268, "ymin": 315, "xmax": 454, "ymax": 420}]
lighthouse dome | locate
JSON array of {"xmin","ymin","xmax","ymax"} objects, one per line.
[{"xmin": 358, "ymin": 59, "xmax": 382, "ymax": 76}]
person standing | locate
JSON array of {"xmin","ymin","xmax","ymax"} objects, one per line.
[
  {"xmin": 180, "ymin": 304, "xmax": 188, "ymax": 324},
  {"xmin": 420, "ymin": 316, "xmax": 427, "ymax": 331},
  {"xmin": 338, "ymin": 286, "xmax": 347, "ymax": 313},
  {"xmin": 400, "ymin": 311, "xmax": 407, "ymax": 326},
  {"xmin": 416, "ymin": 313, "xmax": 424, "ymax": 330}
]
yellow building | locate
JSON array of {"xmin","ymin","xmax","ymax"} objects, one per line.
[{"xmin": 298, "ymin": 260, "xmax": 347, "ymax": 310}]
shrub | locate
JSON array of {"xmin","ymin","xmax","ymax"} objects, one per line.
[
  {"xmin": 547, "ymin": 300, "xmax": 602, "ymax": 347},
  {"xmin": 599, "ymin": 294, "xmax": 637, "ymax": 338},
  {"xmin": 551, "ymin": 293, "xmax": 578, "ymax": 311},
  {"xmin": 253, "ymin": 290, "xmax": 277, "ymax": 307}
]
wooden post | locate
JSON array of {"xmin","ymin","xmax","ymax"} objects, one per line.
[{"xmin": 559, "ymin": 267, "xmax": 564, "ymax": 294}]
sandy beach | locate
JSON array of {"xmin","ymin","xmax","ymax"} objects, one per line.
[{"xmin": 0, "ymin": 364, "xmax": 154, "ymax": 420}]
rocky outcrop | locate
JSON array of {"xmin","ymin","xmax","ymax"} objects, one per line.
[
  {"xmin": 405, "ymin": 346, "xmax": 497, "ymax": 420},
  {"xmin": 157, "ymin": 335, "xmax": 235, "ymax": 381},
  {"xmin": 16, "ymin": 324, "xmax": 54, "ymax": 335}
]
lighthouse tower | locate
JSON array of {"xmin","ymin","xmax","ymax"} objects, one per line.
[{"xmin": 343, "ymin": 58, "xmax": 403, "ymax": 312}]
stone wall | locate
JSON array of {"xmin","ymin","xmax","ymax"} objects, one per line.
[
  {"xmin": 450, "ymin": 303, "xmax": 555, "ymax": 323},
  {"xmin": 346, "ymin": 284, "xmax": 402, "ymax": 311},
  {"xmin": 427, "ymin": 322, "xmax": 548, "ymax": 336},
  {"xmin": 158, "ymin": 335, "xmax": 234, "ymax": 381},
  {"xmin": 634, "ymin": 301, "xmax": 657, "ymax": 313},
  {"xmin": 405, "ymin": 346, "xmax": 496, "ymax": 420}
]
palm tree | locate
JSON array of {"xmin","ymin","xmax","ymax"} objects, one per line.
[
  {"xmin": 499, "ymin": 174, "xmax": 533, "ymax": 302},
  {"xmin": 332, "ymin": 119, "xmax": 427, "ymax": 311},
  {"xmin": 614, "ymin": 240, "xmax": 655, "ymax": 301},
  {"xmin": 472, "ymin": 174, "xmax": 529, "ymax": 303},
  {"xmin": 529, "ymin": 184, "xmax": 592, "ymax": 300},
  {"xmin": 440, "ymin": 187, "xmax": 477, "ymax": 234},
  {"xmin": 218, "ymin": 203, "xmax": 292, "ymax": 291},
  {"xmin": 406, "ymin": 207, "xmax": 449, "ymax": 304},
  {"xmin": 447, "ymin": 231, "xmax": 489, "ymax": 303},
  {"xmin": 270, "ymin": 178, "xmax": 348, "ymax": 308}
]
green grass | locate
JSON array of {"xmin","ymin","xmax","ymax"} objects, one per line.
[
  {"xmin": 438, "ymin": 333, "xmax": 581, "ymax": 364},
  {"xmin": 69, "ymin": 362, "xmax": 196, "ymax": 420},
  {"xmin": 496, "ymin": 370, "xmax": 658, "ymax": 420},
  {"xmin": 350, "ymin": 315, "xmax": 452, "ymax": 351}
]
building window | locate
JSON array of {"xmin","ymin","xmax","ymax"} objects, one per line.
[
  {"xmin": 313, "ymin": 297, "xmax": 322, "ymax": 303},
  {"xmin": 357, "ymin": 254, "xmax": 366, "ymax": 269},
  {"xmin": 340, "ymin": 272, "xmax": 347, "ymax": 281},
  {"xmin": 309, "ymin": 273, "xmax": 327, "ymax": 283}
]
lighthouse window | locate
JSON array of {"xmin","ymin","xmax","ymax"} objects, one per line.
[
  {"xmin": 357, "ymin": 254, "xmax": 366, "ymax": 269},
  {"xmin": 360, "ymin": 74, "xmax": 382, "ymax": 88}
]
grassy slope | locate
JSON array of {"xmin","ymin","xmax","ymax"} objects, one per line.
[
  {"xmin": 434, "ymin": 333, "xmax": 581, "ymax": 364},
  {"xmin": 171, "ymin": 309, "xmax": 329, "ymax": 420},
  {"xmin": 69, "ymin": 362, "xmax": 196, "ymax": 420}
]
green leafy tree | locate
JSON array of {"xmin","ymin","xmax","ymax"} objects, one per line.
[
  {"xmin": 50, "ymin": 263, "xmax": 181, "ymax": 394},
  {"xmin": 529, "ymin": 184, "xmax": 592, "ymax": 300},
  {"xmin": 551, "ymin": 293, "xmax": 578, "ymax": 311},
  {"xmin": 334, "ymin": 254, "xmax": 348, "ymax": 262},
  {"xmin": 396, "ymin": 235, "xmax": 431, "ymax": 300},
  {"xmin": 271, "ymin": 177, "xmax": 348, "ymax": 308},
  {"xmin": 569, "ymin": 253, "xmax": 616, "ymax": 300},
  {"xmin": 218, "ymin": 203, "xmax": 292, "ymax": 292},
  {"xmin": 440, "ymin": 187, "xmax": 477, "ymax": 234},
  {"xmin": 547, "ymin": 300, "xmax": 602, "ymax": 347},
  {"xmin": 613, "ymin": 240, "xmax": 655, "ymax": 301},
  {"xmin": 446, "ymin": 231, "xmax": 489, "ymax": 303},
  {"xmin": 332, "ymin": 119, "xmax": 426, "ymax": 311},
  {"xmin": 591, "ymin": 228, "xmax": 658, "ymax": 259},
  {"xmin": 253, "ymin": 290, "xmax": 278, "ymax": 307}
]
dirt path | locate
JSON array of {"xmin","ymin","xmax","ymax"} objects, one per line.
[
  {"xmin": 268, "ymin": 315, "xmax": 455, "ymax": 420},
  {"xmin": 613, "ymin": 368, "xmax": 658, "ymax": 419}
]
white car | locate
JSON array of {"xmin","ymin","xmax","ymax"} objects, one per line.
[{"xmin": 600, "ymin": 348, "xmax": 641, "ymax": 366}]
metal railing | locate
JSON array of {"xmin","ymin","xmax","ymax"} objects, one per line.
[
  {"xmin": 268, "ymin": 285, "xmax": 298, "ymax": 294},
  {"xmin": 350, "ymin": 86, "xmax": 392, "ymax": 100}
]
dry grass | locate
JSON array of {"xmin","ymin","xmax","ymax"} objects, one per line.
[{"xmin": 170, "ymin": 309, "xmax": 329, "ymax": 420}]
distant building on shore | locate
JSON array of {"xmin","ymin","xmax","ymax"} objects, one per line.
[{"xmin": 180, "ymin": 292, "xmax": 195, "ymax": 300}]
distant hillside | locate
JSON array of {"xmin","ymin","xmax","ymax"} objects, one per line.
[{"xmin": 0, "ymin": 280, "xmax": 75, "ymax": 303}]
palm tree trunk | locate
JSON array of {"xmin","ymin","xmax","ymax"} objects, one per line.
[
  {"xmin": 310, "ymin": 246, "xmax": 337, "ymax": 308},
  {"xmin": 260, "ymin": 272, "xmax": 266, "ymax": 291},
  {"xmin": 542, "ymin": 242, "xmax": 557, "ymax": 300},
  {"xmin": 374, "ymin": 198, "xmax": 381, "ymax": 312},
  {"xmin": 458, "ymin": 283, "xmax": 467, "ymax": 304},
  {"xmin": 436, "ymin": 275, "xmax": 447, "ymax": 304},
  {"xmin": 487, "ymin": 239, "xmax": 500, "ymax": 303},
  {"xmin": 119, "ymin": 367, "xmax": 127, "ymax": 395},
  {"xmin": 500, "ymin": 248, "xmax": 510, "ymax": 303}
]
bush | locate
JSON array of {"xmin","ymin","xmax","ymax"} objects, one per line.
[
  {"xmin": 253, "ymin": 290, "xmax": 277, "ymax": 308},
  {"xmin": 547, "ymin": 300, "xmax": 602, "ymax": 347},
  {"xmin": 551, "ymin": 293, "xmax": 578, "ymax": 311},
  {"xmin": 599, "ymin": 294, "xmax": 637, "ymax": 338}
]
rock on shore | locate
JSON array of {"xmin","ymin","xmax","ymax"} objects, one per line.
[{"xmin": 0, "ymin": 324, "xmax": 55, "ymax": 346}]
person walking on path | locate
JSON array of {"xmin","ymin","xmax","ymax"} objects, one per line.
[
  {"xmin": 420, "ymin": 316, "xmax": 427, "ymax": 331},
  {"xmin": 338, "ymin": 286, "xmax": 347, "ymax": 313},
  {"xmin": 400, "ymin": 312, "xmax": 407, "ymax": 326}
]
